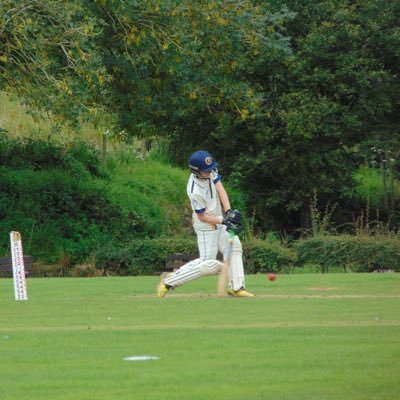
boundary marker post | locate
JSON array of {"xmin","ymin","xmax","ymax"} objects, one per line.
[{"xmin": 10, "ymin": 231, "xmax": 28, "ymax": 301}]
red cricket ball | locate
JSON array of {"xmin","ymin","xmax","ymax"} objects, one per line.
[{"xmin": 267, "ymin": 273, "xmax": 277, "ymax": 281}]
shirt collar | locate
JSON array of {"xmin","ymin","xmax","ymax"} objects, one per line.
[{"xmin": 192, "ymin": 173, "xmax": 211, "ymax": 188}]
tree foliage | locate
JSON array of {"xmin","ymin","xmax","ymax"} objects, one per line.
[
  {"xmin": 226, "ymin": 0, "xmax": 400, "ymax": 230},
  {"xmin": 0, "ymin": 0, "xmax": 292, "ymax": 132},
  {"xmin": 1, "ymin": 0, "xmax": 399, "ymax": 232},
  {"xmin": 0, "ymin": 1, "xmax": 103, "ymax": 125}
]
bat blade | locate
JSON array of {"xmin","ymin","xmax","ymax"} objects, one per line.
[
  {"xmin": 217, "ymin": 233, "xmax": 235, "ymax": 297},
  {"xmin": 217, "ymin": 258, "xmax": 230, "ymax": 297}
]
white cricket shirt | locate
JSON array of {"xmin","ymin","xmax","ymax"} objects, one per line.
[{"xmin": 187, "ymin": 171, "xmax": 223, "ymax": 231}]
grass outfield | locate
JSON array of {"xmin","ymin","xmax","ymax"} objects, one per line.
[{"xmin": 0, "ymin": 273, "xmax": 399, "ymax": 400}]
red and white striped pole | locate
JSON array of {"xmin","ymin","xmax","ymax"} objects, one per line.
[{"xmin": 10, "ymin": 231, "xmax": 28, "ymax": 301}]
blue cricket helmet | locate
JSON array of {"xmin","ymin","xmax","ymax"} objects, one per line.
[{"xmin": 189, "ymin": 150, "xmax": 218, "ymax": 175}]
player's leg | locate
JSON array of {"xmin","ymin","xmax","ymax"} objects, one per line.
[
  {"xmin": 164, "ymin": 229, "xmax": 220, "ymax": 286},
  {"xmin": 218, "ymin": 226, "xmax": 255, "ymax": 297},
  {"xmin": 157, "ymin": 229, "xmax": 222, "ymax": 297},
  {"xmin": 197, "ymin": 228, "xmax": 219, "ymax": 260},
  {"xmin": 163, "ymin": 258, "xmax": 222, "ymax": 287}
]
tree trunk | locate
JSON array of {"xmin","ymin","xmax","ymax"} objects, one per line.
[
  {"xmin": 300, "ymin": 203, "xmax": 311, "ymax": 230},
  {"xmin": 381, "ymin": 161, "xmax": 388, "ymax": 210},
  {"xmin": 102, "ymin": 134, "xmax": 107, "ymax": 161}
]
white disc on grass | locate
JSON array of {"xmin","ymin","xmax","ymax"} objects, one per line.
[{"xmin": 123, "ymin": 356, "xmax": 160, "ymax": 361}]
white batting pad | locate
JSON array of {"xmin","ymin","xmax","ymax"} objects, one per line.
[
  {"xmin": 164, "ymin": 258, "xmax": 222, "ymax": 287},
  {"xmin": 229, "ymin": 236, "xmax": 245, "ymax": 291}
]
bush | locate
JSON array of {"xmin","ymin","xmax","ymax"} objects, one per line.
[
  {"xmin": 0, "ymin": 134, "xmax": 195, "ymax": 265},
  {"xmin": 243, "ymin": 238, "xmax": 297, "ymax": 274},
  {"xmin": 74, "ymin": 233, "xmax": 400, "ymax": 276},
  {"xmin": 296, "ymin": 235, "xmax": 400, "ymax": 272},
  {"xmin": 0, "ymin": 167, "xmax": 145, "ymax": 264},
  {"xmin": 94, "ymin": 236, "xmax": 298, "ymax": 276},
  {"xmin": 0, "ymin": 133, "xmax": 105, "ymax": 178},
  {"xmin": 94, "ymin": 236, "xmax": 198, "ymax": 276}
]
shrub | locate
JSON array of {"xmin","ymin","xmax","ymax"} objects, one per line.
[
  {"xmin": 0, "ymin": 167, "xmax": 145, "ymax": 264},
  {"xmin": 243, "ymin": 238, "xmax": 297, "ymax": 274},
  {"xmin": 0, "ymin": 134, "xmax": 105, "ymax": 178},
  {"xmin": 296, "ymin": 235, "xmax": 400, "ymax": 272},
  {"xmin": 94, "ymin": 236, "xmax": 300, "ymax": 276},
  {"xmin": 94, "ymin": 236, "xmax": 198, "ymax": 275}
]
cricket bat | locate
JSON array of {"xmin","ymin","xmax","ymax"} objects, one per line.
[{"xmin": 217, "ymin": 231, "xmax": 235, "ymax": 297}]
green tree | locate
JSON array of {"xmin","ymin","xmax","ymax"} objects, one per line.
[
  {"xmin": 0, "ymin": 0, "xmax": 107, "ymax": 126},
  {"xmin": 0, "ymin": 0, "xmax": 293, "ymax": 134},
  {"xmin": 86, "ymin": 0, "xmax": 293, "ymax": 137},
  {"xmin": 225, "ymin": 0, "xmax": 400, "ymax": 232},
  {"xmin": 2, "ymin": 1, "xmax": 398, "ymax": 233}
]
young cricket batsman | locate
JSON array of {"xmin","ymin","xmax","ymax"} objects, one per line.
[{"xmin": 157, "ymin": 150, "xmax": 255, "ymax": 298}]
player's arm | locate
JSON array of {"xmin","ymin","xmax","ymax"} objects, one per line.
[
  {"xmin": 214, "ymin": 181, "xmax": 231, "ymax": 213},
  {"xmin": 197, "ymin": 212, "xmax": 224, "ymax": 225},
  {"xmin": 215, "ymin": 180, "xmax": 243, "ymax": 234},
  {"xmin": 197, "ymin": 181, "xmax": 232, "ymax": 225}
]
